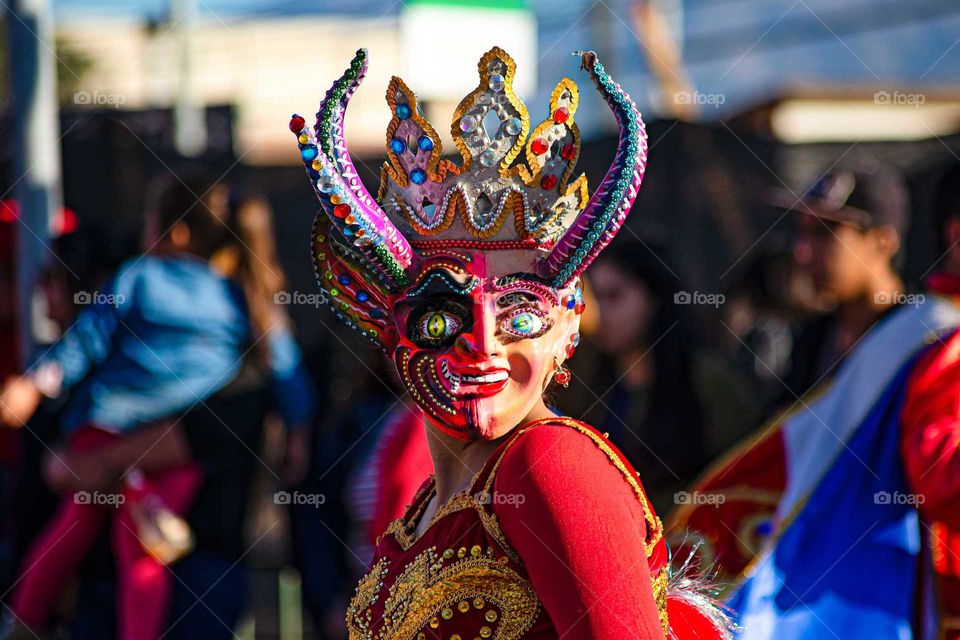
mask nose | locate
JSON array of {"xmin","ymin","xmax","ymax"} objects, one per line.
[
  {"xmin": 454, "ymin": 333, "xmax": 480, "ymax": 357},
  {"xmin": 454, "ymin": 297, "xmax": 499, "ymax": 358}
]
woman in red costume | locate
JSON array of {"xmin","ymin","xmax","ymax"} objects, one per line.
[{"xmin": 289, "ymin": 46, "xmax": 733, "ymax": 639}]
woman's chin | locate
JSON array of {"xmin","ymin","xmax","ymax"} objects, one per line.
[{"xmin": 430, "ymin": 390, "xmax": 537, "ymax": 442}]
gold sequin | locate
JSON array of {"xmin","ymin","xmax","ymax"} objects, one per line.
[
  {"xmin": 479, "ymin": 626, "xmax": 492, "ymax": 638},
  {"xmin": 457, "ymin": 547, "xmax": 466, "ymax": 558},
  {"xmin": 443, "ymin": 548, "xmax": 454, "ymax": 559},
  {"xmin": 457, "ymin": 600, "xmax": 470, "ymax": 613},
  {"xmin": 653, "ymin": 566, "xmax": 669, "ymax": 637},
  {"xmin": 470, "ymin": 545, "xmax": 482, "ymax": 557},
  {"xmin": 485, "ymin": 609, "xmax": 498, "ymax": 622},
  {"xmin": 450, "ymin": 636, "xmax": 462, "ymax": 640},
  {"xmin": 347, "ymin": 555, "xmax": 539, "ymax": 639}
]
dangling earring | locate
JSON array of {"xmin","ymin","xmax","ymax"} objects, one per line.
[
  {"xmin": 565, "ymin": 332, "xmax": 581, "ymax": 358},
  {"xmin": 553, "ymin": 357, "xmax": 571, "ymax": 388}
]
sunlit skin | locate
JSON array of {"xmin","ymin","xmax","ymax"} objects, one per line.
[
  {"xmin": 588, "ymin": 259, "xmax": 658, "ymax": 387},
  {"xmin": 589, "ymin": 260, "xmax": 657, "ymax": 353},
  {"xmin": 391, "ymin": 249, "xmax": 581, "ymax": 455},
  {"xmin": 793, "ymin": 210, "xmax": 901, "ymax": 304}
]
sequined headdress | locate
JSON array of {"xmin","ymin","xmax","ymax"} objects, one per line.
[{"xmin": 290, "ymin": 47, "xmax": 647, "ymax": 349}]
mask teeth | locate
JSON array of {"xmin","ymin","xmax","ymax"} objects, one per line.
[{"xmin": 441, "ymin": 360, "xmax": 460, "ymax": 393}]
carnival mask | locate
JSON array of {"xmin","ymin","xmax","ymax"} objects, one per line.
[{"xmin": 291, "ymin": 46, "xmax": 646, "ymax": 440}]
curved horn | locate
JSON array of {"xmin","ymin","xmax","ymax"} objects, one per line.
[
  {"xmin": 539, "ymin": 51, "xmax": 648, "ymax": 289},
  {"xmin": 290, "ymin": 49, "xmax": 413, "ymax": 289}
]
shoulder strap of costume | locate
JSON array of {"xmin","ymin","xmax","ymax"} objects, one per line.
[{"xmin": 475, "ymin": 416, "xmax": 664, "ymax": 557}]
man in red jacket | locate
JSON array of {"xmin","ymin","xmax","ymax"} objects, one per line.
[
  {"xmin": 903, "ymin": 163, "xmax": 960, "ymax": 638},
  {"xmin": 669, "ymin": 164, "xmax": 960, "ymax": 639}
]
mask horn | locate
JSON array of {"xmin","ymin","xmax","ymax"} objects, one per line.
[
  {"xmin": 539, "ymin": 51, "xmax": 648, "ymax": 289},
  {"xmin": 290, "ymin": 49, "xmax": 413, "ymax": 290}
]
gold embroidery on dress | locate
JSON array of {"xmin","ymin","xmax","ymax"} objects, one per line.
[
  {"xmin": 389, "ymin": 472, "xmax": 487, "ymax": 551},
  {"xmin": 347, "ymin": 546, "xmax": 539, "ymax": 639},
  {"xmin": 476, "ymin": 506, "xmax": 523, "ymax": 565},
  {"xmin": 384, "ymin": 547, "xmax": 441, "ymax": 627},
  {"xmin": 388, "ymin": 482, "xmax": 524, "ymax": 565},
  {"xmin": 652, "ymin": 565, "xmax": 669, "ymax": 637},
  {"xmin": 347, "ymin": 557, "xmax": 388, "ymax": 638},
  {"xmin": 389, "ymin": 483, "xmax": 477, "ymax": 551}
]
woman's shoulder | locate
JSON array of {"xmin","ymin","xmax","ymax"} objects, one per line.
[
  {"xmin": 489, "ymin": 416, "xmax": 664, "ymax": 556},
  {"xmin": 491, "ymin": 417, "xmax": 650, "ymax": 507},
  {"xmin": 498, "ymin": 417, "xmax": 634, "ymax": 474}
]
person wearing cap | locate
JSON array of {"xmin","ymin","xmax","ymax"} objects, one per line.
[
  {"xmin": 667, "ymin": 159, "xmax": 960, "ymax": 638},
  {"xmin": 786, "ymin": 160, "xmax": 910, "ymax": 398}
]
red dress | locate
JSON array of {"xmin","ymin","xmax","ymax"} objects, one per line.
[{"xmin": 346, "ymin": 417, "xmax": 672, "ymax": 639}]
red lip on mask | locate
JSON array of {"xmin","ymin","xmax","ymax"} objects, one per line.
[{"xmin": 437, "ymin": 360, "xmax": 511, "ymax": 399}]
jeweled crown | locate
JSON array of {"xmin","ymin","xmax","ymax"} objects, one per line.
[{"xmin": 378, "ymin": 47, "xmax": 589, "ymax": 245}]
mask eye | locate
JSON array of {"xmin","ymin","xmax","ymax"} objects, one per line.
[
  {"xmin": 502, "ymin": 309, "xmax": 551, "ymax": 339},
  {"xmin": 410, "ymin": 307, "xmax": 464, "ymax": 348}
]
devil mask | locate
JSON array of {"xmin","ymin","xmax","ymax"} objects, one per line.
[{"xmin": 291, "ymin": 47, "xmax": 646, "ymax": 440}]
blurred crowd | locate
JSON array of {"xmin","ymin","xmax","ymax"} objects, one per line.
[{"xmin": 0, "ymin": 152, "xmax": 957, "ymax": 638}]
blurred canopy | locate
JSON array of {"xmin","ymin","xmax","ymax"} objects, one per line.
[{"xmin": 45, "ymin": 0, "xmax": 960, "ymax": 129}]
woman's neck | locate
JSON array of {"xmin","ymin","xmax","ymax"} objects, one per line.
[
  {"xmin": 425, "ymin": 399, "xmax": 556, "ymax": 504},
  {"xmin": 424, "ymin": 428, "xmax": 494, "ymax": 505}
]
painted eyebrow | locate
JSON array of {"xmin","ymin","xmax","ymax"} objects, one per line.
[
  {"xmin": 492, "ymin": 274, "xmax": 560, "ymax": 306},
  {"xmin": 406, "ymin": 267, "xmax": 478, "ymax": 298}
]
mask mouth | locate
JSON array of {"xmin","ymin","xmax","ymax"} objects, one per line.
[
  {"xmin": 439, "ymin": 360, "xmax": 510, "ymax": 398},
  {"xmin": 460, "ymin": 370, "xmax": 509, "ymax": 385}
]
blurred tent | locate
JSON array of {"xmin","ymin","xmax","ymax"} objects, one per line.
[
  {"xmin": 47, "ymin": 0, "xmax": 960, "ymax": 139},
  {"xmin": 532, "ymin": 0, "xmax": 960, "ymax": 137}
]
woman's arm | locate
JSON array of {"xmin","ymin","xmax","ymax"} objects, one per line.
[
  {"xmin": 1, "ymin": 264, "xmax": 138, "ymax": 427},
  {"xmin": 266, "ymin": 323, "xmax": 318, "ymax": 485},
  {"xmin": 43, "ymin": 421, "xmax": 194, "ymax": 494},
  {"xmin": 266, "ymin": 323, "xmax": 318, "ymax": 431},
  {"xmin": 493, "ymin": 425, "xmax": 667, "ymax": 640}
]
